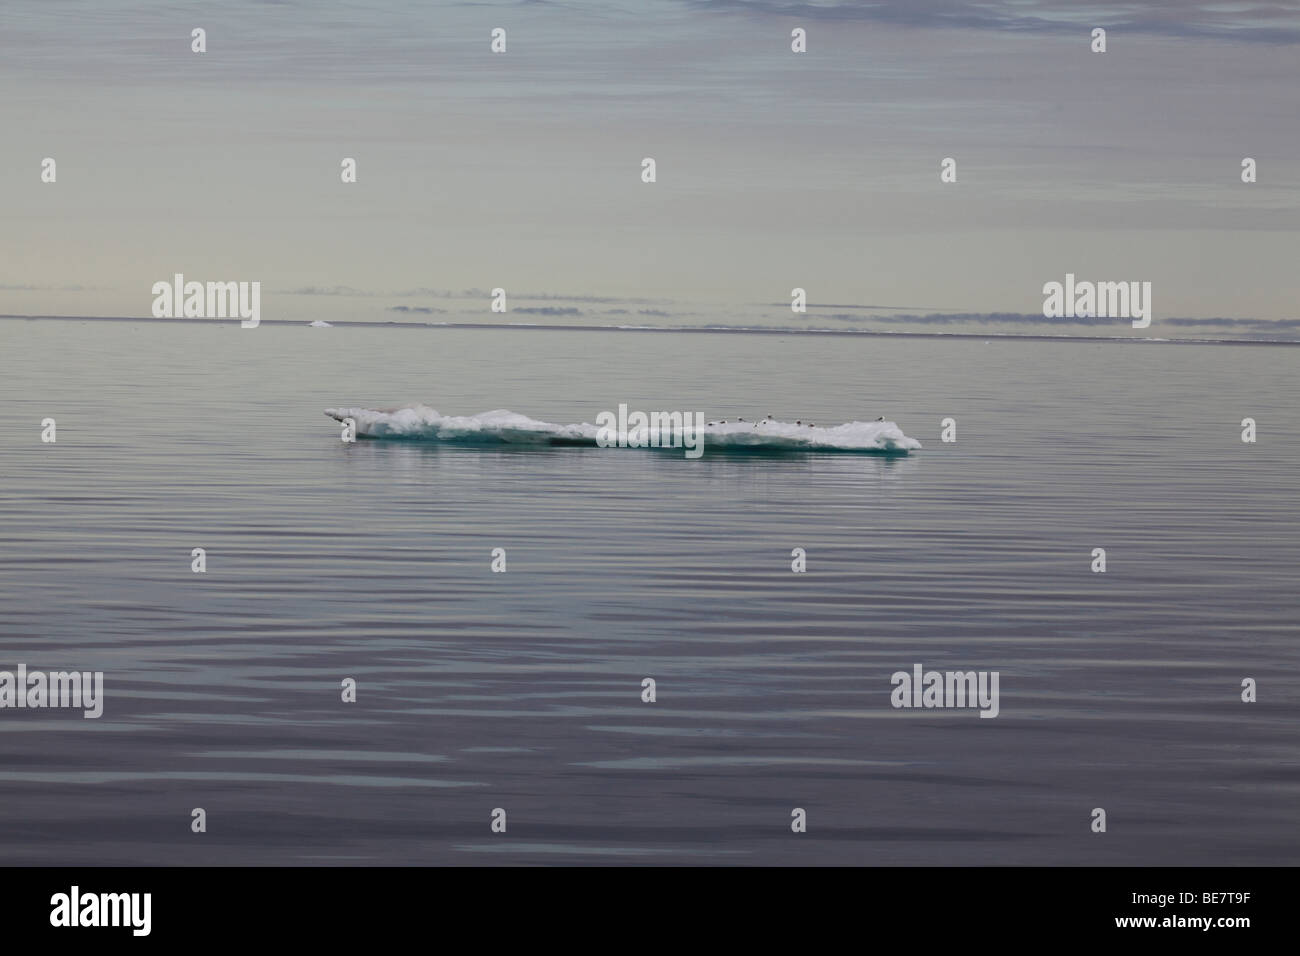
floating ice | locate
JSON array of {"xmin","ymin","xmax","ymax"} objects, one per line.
[{"xmin": 324, "ymin": 406, "xmax": 921, "ymax": 454}]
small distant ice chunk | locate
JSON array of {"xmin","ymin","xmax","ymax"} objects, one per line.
[{"xmin": 309, "ymin": 320, "xmax": 333, "ymax": 327}]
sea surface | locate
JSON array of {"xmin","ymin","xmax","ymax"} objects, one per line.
[{"xmin": 0, "ymin": 318, "xmax": 1296, "ymax": 865}]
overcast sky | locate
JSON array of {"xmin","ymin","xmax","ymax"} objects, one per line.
[{"xmin": 1, "ymin": 0, "xmax": 1296, "ymax": 325}]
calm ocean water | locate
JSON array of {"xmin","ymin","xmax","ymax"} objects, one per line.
[{"xmin": 0, "ymin": 318, "xmax": 1296, "ymax": 865}]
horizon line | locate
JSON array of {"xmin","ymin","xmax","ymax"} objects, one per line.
[{"xmin": 4, "ymin": 314, "xmax": 1299, "ymax": 347}]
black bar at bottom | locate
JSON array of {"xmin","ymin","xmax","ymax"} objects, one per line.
[{"xmin": 3, "ymin": 866, "xmax": 1280, "ymax": 942}]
